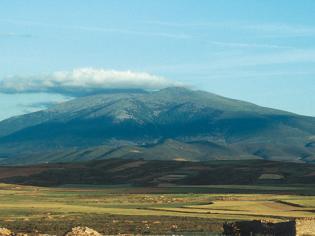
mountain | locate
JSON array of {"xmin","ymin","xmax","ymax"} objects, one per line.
[{"xmin": 0, "ymin": 87, "xmax": 314, "ymax": 164}]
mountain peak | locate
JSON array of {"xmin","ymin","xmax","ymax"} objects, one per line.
[{"xmin": 0, "ymin": 88, "xmax": 314, "ymax": 165}]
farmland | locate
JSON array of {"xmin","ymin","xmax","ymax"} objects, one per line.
[{"xmin": 1, "ymin": 183, "xmax": 315, "ymax": 235}]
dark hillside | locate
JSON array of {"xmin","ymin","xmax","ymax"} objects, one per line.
[{"xmin": 2, "ymin": 159, "xmax": 315, "ymax": 187}]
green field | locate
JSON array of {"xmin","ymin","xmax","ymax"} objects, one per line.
[{"xmin": 1, "ymin": 184, "xmax": 315, "ymax": 235}]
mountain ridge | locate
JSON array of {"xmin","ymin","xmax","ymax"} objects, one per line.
[{"xmin": 0, "ymin": 87, "xmax": 314, "ymax": 165}]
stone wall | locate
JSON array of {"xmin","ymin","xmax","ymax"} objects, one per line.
[
  {"xmin": 223, "ymin": 220, "xmax": 295, "ymax": 235},
  {"xmin": 295, "ymin": 218, "xmax": 315, "ymax": 236},
  {"xmin": 223, "ymin": 218, "xmax": 315, "ymax": 235}
]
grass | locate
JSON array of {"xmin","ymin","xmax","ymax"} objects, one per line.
[{"xmin": 1, "ymin": 183, "xmax": 315, "ymax": 235}]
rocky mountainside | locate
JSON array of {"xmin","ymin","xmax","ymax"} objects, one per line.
[{"xmin": 0, "ymin": 87, "xmax": 314, "ymax": 164}]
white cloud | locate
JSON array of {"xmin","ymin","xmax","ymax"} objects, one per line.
[{"xmin": 0, "ymin": 68, "xmax": 183, "ymax": 96}]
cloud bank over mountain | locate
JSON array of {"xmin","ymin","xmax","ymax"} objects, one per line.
[{"xmin": 0, "ymin": 68, "xmax": 183, "ymax": 96}]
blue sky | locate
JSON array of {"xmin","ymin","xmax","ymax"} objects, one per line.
[{"xmin": 0, "ymin": 0, "xmax": 315, "ymax": 120}]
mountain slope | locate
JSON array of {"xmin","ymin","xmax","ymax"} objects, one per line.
[{"xmin": 0, "ymin": 87, "xmax": 314, "ymax": 164}]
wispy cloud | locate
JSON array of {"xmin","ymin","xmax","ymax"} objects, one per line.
[
  {"xmin": 207, "ymin": 41, "xmax": 292, "ymax": 49},
  {"xmin": 0, "ymin": 68, "xmax": 183, "ymax": 96},
  {"xmin": 0, "ymin": 33, "xmax": 32, "ymax": 38},
  {"xmin": 147, "ymin": 49, "xmax": 315, "ymax": 72},
  {"xmin": 1, "ymin": 19, "xmax": 190, "ymax": 39},
  {"xmin": 148, "ymin": 20, "xmax": 315, "ymax": 38},
  {"xmin": 214, "ymin": 49, "xmax": 315, "ymax": 68},
  {"xmin": 72, "ymin": 25, "xmax": 190, "ymax": 39},
  {"xmin": 243, "ymin": 23, "xmax": 315, "ymax": 37},
  {"xmin": 18, "ymin": 101, "xmax": 66, "ymax": 113},
  {"xmin": 145, "ymin": 49, "xmax": 315, "ymax": 80}
]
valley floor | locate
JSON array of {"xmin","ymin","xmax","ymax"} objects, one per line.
[{"xmin": 1, "ymin": 184, "xmax": 315, "ymax": 235}]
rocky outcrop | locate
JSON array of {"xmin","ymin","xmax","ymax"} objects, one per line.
[
  {"xmin": 295, "ymin": 218, "xmax": 315, "ymax": 236},
  {"xmin": 223, "ymin": 220, "xmax": 295, "ymax": 236},
  {"xmin": 224, "ymin": 218, "xmax": 315, "ymax": 236},
  {"xmin": 1, "ymin": 220, "xmax": 314, "ymax": 236},
  {"xmin": 64, "ymin": 227, "xmax": 103, "ymax": 236},
  {"xmin": 0, "ymin": 226, "xmax": 101, "ymax": 236},
  {"xmin": 0, "ymin": 227, "xmax": 13, "ymax": 236}
]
